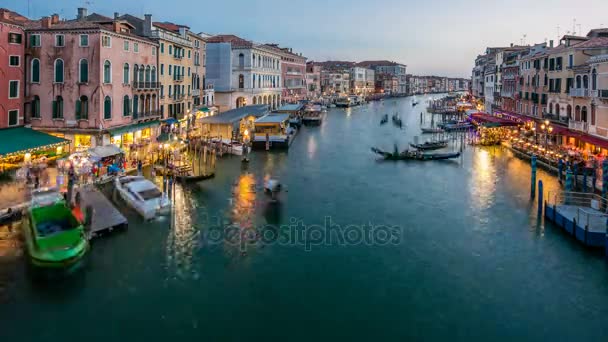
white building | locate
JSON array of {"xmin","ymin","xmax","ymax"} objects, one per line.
[{"xmin": 205, "ymin": 35, "xmax": 282, "ymax": 111}]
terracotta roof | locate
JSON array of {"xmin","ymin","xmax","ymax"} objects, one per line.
[
  {"xmin": 81, "ymin": 13, "xmax": 112, "ymax": 22},
  {"xmin": 205, "ymin": 34, "xmax": 253, "ymax": 48},
  {"xmin": 574, "ymin": 37, "xmax": 608, "ymax": 49},
  {"xmin": 262, "ymin": 44, "xmax": 306, "ymax": 59},
  {"xmin": 0, "ymin": 8, "xmax": 29, "ymax": 26},
  {"xmin": 358, "ymin": 60, "xmax": 401, "ymax": 67},
  {"xmin": 153, "ymin": 21, "xmax": 189, "ymax": 33},
  {"xmin": 25, "ymin": 19, "xmax": 104, "ymax": 30}
]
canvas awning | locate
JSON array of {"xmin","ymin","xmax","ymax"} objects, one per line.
[
  {"xmin": 0, "ymin": 127, "xmax": 69, "ymax": 158},
  {"xmin": 88, "ymin": 145, "xmax": 124, "ymax": 159},
  {"xmin": 108, "ymin": 120, "xmax": 160, "ymax": 136}
]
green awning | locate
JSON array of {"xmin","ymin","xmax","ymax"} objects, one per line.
[
  {"xmin": 0, "ymin": 127, "xmax": 69, "ymax": 157},
  {"xmin": 198, "ymin": 107, "xmax": 210, "ymax": 113},
  {"xmin": 108, "ymin": 120, "xmax": 160, "ymax": 136}
]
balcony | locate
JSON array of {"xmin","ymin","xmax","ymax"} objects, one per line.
[
  {"xmin": 569, "ymin": 88, "xmax": 589, "ymax": 97},
  {"xmin": 173, "ymin": 55, "xmax": 183, "ymax": 60},
  {"xmin": 150, "ymin": 30, "xmax": 192, "ymax": 47},
  {"xmin": 191, "ymin": 89, "xmax": 200, "ymax": 96},
  {"xmin": 133, "ymin": 81, "xmax": 160, "ymax": 90},
  {"xmin": 569, "ymin": 120, "xmax": 589, "ymax": 133},
  {"xmin": 133, "ymin": 110, "xmax": 161, "ymax": 120},
  {"xmin": 542, "ymin": 111, "xmax": 569, "ymax": 125},
  {"xmin": 174, "ymin": 75, "xmax": 184, "ymax": 82},
  {"xmin": 597, "ymin": 89, "xmax": 608, "ymax": 99}
]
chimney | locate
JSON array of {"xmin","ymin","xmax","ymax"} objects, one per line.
[
  {"xmin": 77, "ymin": 7, "xmax": 87, "ymax": 20},
  {"xmin": 143, "ymin": 14, "xmax": 152, "ymax": 37},
  {"xmin": 114, "ymin": 12, "xmax": 119, "ymax": 19},
  {"xmin": 510, "ymin": 43, "xmax": 513, "ymax": 47},
  {"xmin": 112, "ymin": 21, "xmax": 121, "ymax": 33},
  {"xmin": 51, "ymin": 14, "xmax": 59, "ymax": 24},
  {"xmin": 41, "ymin": 16, "xmax": 52, "ymax": 28},
  {"xmin": 549, "ymin": 40, "xmax": 554, "ymax": 48}
]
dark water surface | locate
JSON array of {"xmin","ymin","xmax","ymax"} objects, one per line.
[{"xmin": 2, "ymin": 95, "xmax": 608, "ymax": 341}]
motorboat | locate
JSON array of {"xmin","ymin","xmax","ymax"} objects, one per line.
[
  {"xmin": 114, "ymin": 176, "xmax": 171, "ymax": 220},
  {"xmin": 302, "ymin": 105, "xmax": 324, "ymax": 125},
  {"xmin": 264, "ymin": 179, "xmax": 281, "ymax": 193},
  {"xmin": 21, "ymin": 188, "xmax": 89, "ymax": 268},
  {"xmin": 421, "ymin": 127, "xmax": 445, "ymax": 134},
  {"xmin": 335, "ymin": 97, "xmax": 352, "ymax": 108},
  {"xmin": 211, "ymin": 138, "xmax": 244, "ymax": 155}
]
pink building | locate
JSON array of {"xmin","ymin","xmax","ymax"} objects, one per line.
[
  {"xmin": 25, "ymin": 10, "xmax": 159, "ymax": 151},
  {"xmin": 265, "ymin": 44, "xmax": 307, "ymax": 103},
  {"xmin": 0, "ymin": 8, "xmax": 28, "ymax": 128}
]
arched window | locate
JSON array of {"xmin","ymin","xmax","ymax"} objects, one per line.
[
  {"xmin": 104, "ymin": 96, "xmax": 112, "ymax": 119},
  {"xmin": 138, "ymin": 64, "xmax": 144, "ymax": 83},
  {"xmin": 252, "ymin": 54, "xmax": 256, "ymax": 66},
  {"xmin": 151, "ymin": 67, "xmax": 157, "ymax": 83},
  {"xmin": 258, "ymin": 75, "xmax": 261, "ymax": 88},
  {"xmin": 133, "ymin": 95, "xmax": 139, "ymax": 117},
  {"xmin": 238, "ymin": 53, "xmax": 244, "ymax": 68},
  {"xmin": 52, "ymin": 96, "xmax": 63, "ymax": 118},
  {"xmin": 133, "ymin": 65, "xmax": 138, "ymax": 85},
  {"xmin": 123, "ymin": 63, "xmax": 130, "ymax": 84},
  {"xmin": 592, "ymin": 69, "xmax": 597, "ymax": 91},
  {"xmin": 78, "ymin": 59, "xmax": 89, "ymax": 83},
  {"xmin": 252, "ymin": 74, "xmax": 256, "ymax": 88},
  {"xmin": 54, "ymin": 59, "xmax": 64, "ymax": 83},
  {"xmin": 258, "ymin": 55, "xmax": 261, "ymax": 67},
  {"xmin": 583, "ymin": 75, "xmax": 589, "ymax": 89},
  {"xmin": 575, "ymin": 105, "xmax": 581, "ymax": 121},
  {"xmin": 556, "ymin": 105, "xmax": 560, "ymax": 116},
  {"xmin": 576, "ymin": 75, "xmax": 581, "ymax": 88},
  {"xmin": 103, "ymin": 60, "xmax": 111, "ymax": 83},
  {"xmin": 123, "ymin": 95, "xmax": 131, "ymax": 116},
  {"xmin": 567, "ymin": 104, "xmax": 572, "ymax": 119},
  {"xmin": 581, "ymin": 106, "xmax": 588, "ymax": 122},
  {"xmin": 239, "ymin": 74, "xmax": 244, "ymax": 89},
  {"xmin": 31, "ymin": 59, "xmax": 40, "ymax": 83},
  {"xmin": 592, "ymin": 104, "xmax": 596, "ymax": 125},
  {"xmin": 31, "ymin": 95, "xmax": 40, "ymax": 118},
  {"xmin": 253, "ymin": 97, "xmax": 257, "ymax": 105},
  {"xmin": 76, "ymin": 96, "xmax": 88, "ymax": 120},
  {"xmin": 145, "ymin": 66, "xmax": 151, "ymax": 83},
  {"xmin": 549, "ymin": 103, "xmax": 553, "ymax": 114}
]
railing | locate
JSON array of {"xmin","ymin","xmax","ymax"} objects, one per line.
[
  {"xmin": 542, "ymin": 111, "xmax": 569, "ymax": 124},
  {"xmin": 191, "ymin": 89, "xmax": 200, "ymax": 96},
  {"xmin": 569, "ymin": 88, "xmax": 589, "ymax": 97},
  {"xmin": 569, "ymin": 120, "xmax": 589, "ymax": 133},
  {"xmin": 174, "ymin": 75, "xmax": 184, "ymax": 82},
  {"xmin": 133, "ymin": 110, "xmax": 161, "ymax": 120},
  {"xmin": 133, "ymin": 81, "xmax": 159, "ymax": 89},
  {"xmin": 547, "ymin": 191, "xmax": 608, "ymax": 217},
  {"xmin": 173, "ymin": 55, "xmax": 182, "ymax": 60},
  {"xmin": 150, "ymin": 30, "xmax": 192, "ymax": 47},
  {"xmin": 598, "ymin": 89, "xmax": 608, "ymax": 99}
]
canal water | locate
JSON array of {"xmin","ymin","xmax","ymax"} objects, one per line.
[{"xmin": 2, "ymin": 94, "xmax": 608, "ymax": 341}]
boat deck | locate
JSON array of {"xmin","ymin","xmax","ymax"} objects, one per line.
[
  {"xmin": 545, "ymin": 203, "xmax": 607, "ymax": 247},
  {"xmin": 77, "ymin": 186, "xmax": 128, "ymax": 239}
]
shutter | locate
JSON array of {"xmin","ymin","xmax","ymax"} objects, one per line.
[
  {"xmin": 52, "ymin": 100, "xmax": 57, "ymax": 118},
  {"xmin": 76, "ymin": 100, "xmax": 81, "ymax": 120}
]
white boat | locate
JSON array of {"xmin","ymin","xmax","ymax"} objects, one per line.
[
  {"xmin": 114, "ymin": 176, "xmax": 170, "ymax": 220},
  {"xmin": 302, "ymin": 105, "xmax": 324, "ymax": 125},
  {"xmin": 335, "ymin": 97, "xmax": 352, "ymax": 108}
]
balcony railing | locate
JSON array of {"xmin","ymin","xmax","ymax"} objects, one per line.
[
  {"xmin": 174, "ymin": 75, "xmax": 184, "ymax": 82},
  {"xmin": 597, "ymin": 89, "xmax": 608, "ymax": 99},
  {"xmin": 191, "ymin": 89, "xmax": 200, "ymax": 96},
  {"xmin": 150, "ymin": 30, "xmax": 192, "ymax": 47},
  {"xmin": 133, "ymin": 81, "xmax": 160, "ymax": 89},
  {"xmin": 569, "ymin": 120, "xmax": 589, "ymax": 133},
  {"xmin": 173, "ymin": 55, "xmax": 183, "ymax": 60},
  {"xmin": 542, "ymin": 111, "xmax": 569, "ymax": 125},
  {"xmin": 569, "ymin": 88, "xmax": 589, "ymax": 97},
  {"xmin": 133, "ymin": 110, "xmax": 161, "ymax": 120}
]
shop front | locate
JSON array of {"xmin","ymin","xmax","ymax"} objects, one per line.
[
  {"xmin": 0, "ymin": 127, "xmax": 70, "ymax": 174},
  {"xmin": 106, "ymin": 121, "xmax": 160, "ymax": 164}
]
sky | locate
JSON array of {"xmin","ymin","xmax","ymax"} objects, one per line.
[{"xmin": 4, "ymin": 0, "xmax": 608, "ymax": 78}]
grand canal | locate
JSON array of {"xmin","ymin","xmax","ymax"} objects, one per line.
[{"xmin": 3, "ymin": 94, "xmax": 608, "ymax": 341}]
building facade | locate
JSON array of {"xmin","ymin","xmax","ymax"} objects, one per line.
[
  {"xmin": 358, "ymin": 60, "xmax": 407, "ymax": 94},
  {"xmin": 206, "ymin": 35, "xmax": 282, "ymax": 111},
  {"xmin": 305, "ymin": 62, "xmax": 322, "ymax": 99},
  {"xmin": 265, "ymin": 45, "xmax": 306, "ymax": 103},
  {"xmin": 25, "ymin": 11, "xmax": 159, "ymax": 150},
  {"xmin": 0, "ymin": 9, "xmax": 27, "ymax": 128}
]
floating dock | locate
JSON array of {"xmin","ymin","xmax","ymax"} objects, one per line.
[
  {"xmin": 544, "ymin": 191, "xmax": 608, "ymax": 249},
  {"xmin": 76, "ymin": 185, "xmax": 128, "ymax": 240}
]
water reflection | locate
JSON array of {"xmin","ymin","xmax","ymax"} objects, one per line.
[
  {"xmin": 307, "ymin": 136, "xmax": 317, "ymax": 159},
  {"xmin": 165, "ymin": 182, "xmax": 199, "ymax": 280},
  {"xmin": 469, "ymin": 148, "xmax": 497, "ymax": 215}
]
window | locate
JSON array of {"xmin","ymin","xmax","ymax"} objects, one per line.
[
  {"xmin": 123, "ymin": 95, "xmax": 131, "ymax": 116},
  {"xmin": 592, "ymin": 69, "xmax": 598, "ymax": 90},
  {"xmin": 30, "ymin": 59, "xmax": 40, "ymax": 83},
  {"xmin": 160, "ymin": 85, "xmax": 164, "ymax": 97},
  {"xmin": 8, "ymin": 110, "xmax": 18, "ymax": 126},
  {"xmin": 188, "ymin": 67, "xmax": 191, "ymax": 76},
  {"xmin": 124, "ymin": 41, "xmax": 129, "ymax": 51},
  {"xmin": 151, "ymin": 67, "xmax": 156, "ymax": 83},
  {"xmin": 8, "ymin": 55, "xmax": 19, "ymax": 67},
  {"xmin": 160, "ymin": 64, "xmax": 164, "ymax": 75},
  {"xmin": 80, "ymin": 34, "xmax": 89, "ymax": 47},
  {"xmin": 9, "ymin": 80, "xmax": 19, "ymax": 99},
  {"xmin": 29, "ymin": 34, "xmax": 40, "ymax": 47},
  {"xmin": 145, "ymin": 66, "xmax": 151, "ymax": 83},
  {"xmin": 138, "ymin": 65, "xmax": 144, "ymax": 83},
  {"xmin": 54, "ymin": 59, "xmax": 64, "ymax": 83},
  {"xmin": 8, "ymin": 32, "xmax": 22, "ymax": 44},
  {"xmin": 168, "ymin": 85, "xmax": 172, "ymax": 96},
  {"xmin": 123, "ymin": 63, "xmax": 130, "ymax": 84},
  {"xmin": 188, "ymin": 85, "xmax": 191, "ymax": 95},
  {"xmin": 169, "ymin": 65, "xmax": 172, "ymax": 75},
  {"xmin": 152, "ymin": 47, "xmax": 156, "ymax": 56},
  {"xmin": 55, "ymin": 34, "xmax": 65, "ymax": 47},
  {"xmin": 52, "ymin": 96, "xmax": 63, "ymax": 119},
  {"xmin": 31, "ymin": 96, "xmax": 40, "ymax": 118},
  {"xmin": 161, "ymin": 43, "xmax": 164, "ymax": 53},
  {"xmin": 76, "ymin": 96, "xmax": 89, "ymax": 120},
  {"xmin": 134, "ymin": 43, "xmax": 139, "ymax": 53},
  {"xmin": 103, "ymin": 60, "xmax": 111, "ymax": 83},
  {"xmin": 169, "ymin": 45, "xmax": 173, "ymax": 54},
  {"xmin": 102, "ymin": 35, "xmax": 111, "ymax": 47},
  {"xmin": 568, "ymin": 55, "xmax": 573, "ymax": 68},
  {"xmin": 104, "ymin": 96, "xmax": 112, "ymax": 119},
  {"xmin": 79, "ymin": 59, "xmax": 88, "ymax": 83},
  {"xmin": 238, "ymin": 74, "xmax": 244, "ymax": 88},
  {"xmin": 188, "ymin": 50, "xmax": 191, "ymax": 58}
]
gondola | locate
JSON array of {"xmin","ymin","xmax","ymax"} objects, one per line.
[
  {"xmin": 410, "ymin": 141, "xmax": 448, "ymax": 151},
  {"xmin": 371, "ymin": 147, "xmax": 460, "ymax": 161},
  {"xmin": 380, "ymin": 114, "xmax": 388, "ymax": 125},
  {"xmin": 421, "ymin": 127, "xmax": 445, "ymax": 134}
]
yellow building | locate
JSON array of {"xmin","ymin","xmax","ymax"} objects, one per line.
[{"xmin": 152, "ymin": 22, "xmax": 194, "ymax": 119}]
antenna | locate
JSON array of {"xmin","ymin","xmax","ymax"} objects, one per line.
[
  {"xmin": 577, "ymin": 24, "xmax": 582, "ymax": 36},
  {"xmin": 573, "ymin": 18, "xmax": 576, "ymax": 35},
  {"xmin": 557, "ymin": 25, "xmax": 561, "ymax": 40},
  {"xmin": 523, "ymin": 34, "xmax": 527, "ymax": 45}
]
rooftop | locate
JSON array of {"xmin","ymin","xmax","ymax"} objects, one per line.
[
  {"xmin": 0, "ymin": 8, "xmax": 29, "ymax": 26},
  {"xmin": 255, "ymin": 113, "xmax": 290, "ymax": 124},
  {"xmin": 275, "ymin": 104, "xmax": 304, "ymax": 112},
  {"xmin": 199, "ymin": 105, "xmax": 268, "ymax": 124},
  {"xmin": 206, "ymin": 34, "xmax": 253, "ymax": 48},
  {"xmin": 153, "ymin": 21, "xmax": 189, "ymax": 33},
  {"xmin": 357, "ymin": 60, "xmax": 406, "ymax": 67},
  {"xmin": 574, "ymin": 37, "xmax": 608, "ymax": 49}
]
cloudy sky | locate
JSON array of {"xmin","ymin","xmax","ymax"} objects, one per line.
[{"xmin": 5, "ymin": 0, "xmax": 608, "ymax": 77}]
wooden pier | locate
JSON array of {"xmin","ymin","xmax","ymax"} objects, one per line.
[{"xmin": 76, "ymin": 185, "xmax": 128, "ymax": 240}]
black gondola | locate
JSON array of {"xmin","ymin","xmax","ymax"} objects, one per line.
[
  {"xmin": 410, "ymin": 141, "xmax": 448, "ymax": 151},
  {"xmin": 371, "ymin": 147, "xmax": 460, "ymax": 161}
]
